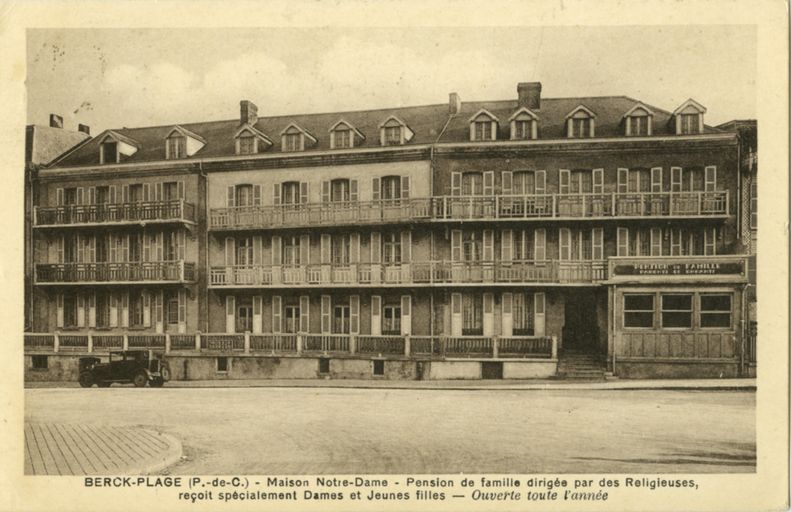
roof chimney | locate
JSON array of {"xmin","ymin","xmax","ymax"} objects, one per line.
[
  {"xmin": 517, "ymin": 82, "xmax": 542, "ymax": 110},
  {"xmin": 240, "ymin": 100, "xmax": 258, "ymax": 125},
  {"xmin": 49, "ymin": 114, "xmax": 63, "ymax": 129},
  {"xmin": 449, "ymin": 92, "xmax": 461, "ymax": 115},
  {"xmin": 78, "ymin": 124, "xmax": 90, "ymax": 135}
]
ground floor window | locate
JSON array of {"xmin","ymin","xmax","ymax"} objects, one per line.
[
  {"xmin": 373, "ymin": 359, "xmax": 384, "ymax": 376},
  {"xmin": 130, "ymin": 291, "xmax": 145, "ymax": 328},
  {"xmin": 512, "ymin": 293, "xmax": 535, "ymax": 335},
  {"xmin": 333, "ymin": 305, "xmax": 350, "ymax": 334},
  {"xmin": 236, "ymin": 297, "xmax": 253, "ymax": 333},
  {"xmin": 31, "ymin": 355, "xmax": 48, "ymax": 370},
  {"xmin": 95, "ymin": 292, "xmax": 110, "ymax": 328},
  {"xmin": 661, "ymin": 294, "xmax": 693, "ymax": 328},
  {"xmin": 700, "ymin": 294, "xmax": 732, "ymax": 328},
  {"xmin": 623, "ymin": 294, "xmax": 654, "ymax": 328},
  {"xmin": 462, "ymin": 294, "xmax": 483, "ymax": 335},
  {"xmin": 216, "ymin": 356, "xmax": 229, "ymax": 373},
  {"xmin": 622, "ymin": 291, "xmax": 734, "ymax": 331},
  {"xmin": 318, "ymin": 358, "xmax": 330, "ymax": 374},
  {"xmin": 166, "ymin": 295, "xmax": 180, "ymax": 326},
  {"xmin": 382, "ymin": 304, "xmax": 401, "ymax": 335},
  {"xmin": 284, "ymin": 305, "xmax": 300, "ymax": 333}
]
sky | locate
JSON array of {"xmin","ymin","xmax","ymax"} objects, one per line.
[{"xmin": 26, "ymin": 26, "xmax": 756, "ymax": 134}]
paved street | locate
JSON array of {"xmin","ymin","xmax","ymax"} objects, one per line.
[{"xmin": 25, "ymin": 387, "xmax": 755, "ymax": 474}]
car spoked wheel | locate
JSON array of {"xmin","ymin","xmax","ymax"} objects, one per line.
[
  {"xmin": 132, "ymin": 372, "xmax": 149, "ymax": 388},
  {"xmin": 78, "ymin": 372, "xmax": 93, "ymax": 388}
]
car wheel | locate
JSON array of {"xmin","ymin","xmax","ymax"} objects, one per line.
[
  {"xmin": 160, "ymin": 367, "xmax": 171, "ymax": 381},
  {"xmin": 78, "ymin": 372, "xmax": 93, "ymax": 388},
  {"xmin": 97, "ymin": 382, "xmax": 111, "ymax": 388},
  {"xmin": 132, "ymin": 372, "xmax": 148, "ymax": 388},
  {"xmin": 150, "ymin": 378, "xmax": 164, "ymax": 388}
]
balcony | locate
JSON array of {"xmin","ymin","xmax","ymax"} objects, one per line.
[
  {"xmin": 209, "ymin": 191, "xmax": 729, "ymax": 230},
  {"xmin": 209, "ymin": 260, "xmax": 607, "ymax": 287},
  {"xmin": 35, "ymin": 261, "xmax": 196, "ymax": 285},
  {"xmin": 34, "ymin": 200, "xmax": 196, "ymax": 228}
]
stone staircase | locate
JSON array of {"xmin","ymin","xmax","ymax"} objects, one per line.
[{"xmin": 557, "ymin": 350, "xmax": 608, "ymax": 380}]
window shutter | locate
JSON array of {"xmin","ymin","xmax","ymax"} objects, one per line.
[
  {"xmin": 109, "ymin": 185, "xmax": 117, "ymax": 204},
  {"xmin": 300, "ymin": 182, "xmax": 309, "ymax": 204},
  {"xmin": 106, "ymin": 293, "xmax": 117, "ymax": 328},
  {"xmin": 177, "ymin": 181, "xmax": 185, "ymax": 200},
  {"xmin": 271, "ymin": 236, "xmax": 281, "ymax": 265},
  {"xmin": 321, "ymin": 295, "xmax": 331, "ymax": 334},
  {"xmin": 88, "ymin": 235, "xmax": 96, "ymax": 263},
  {"xmin": 120, "ymin": 293, "xmax": 129, "ymax": 328},
  {"xmin": 501, "ymin": 171, "xmax": 513, "ymax": 195},
  {"xmin": 535, "ymin": 228, "xmax": 546, "ymax": 261},
  {"xmin": 88, "ymin": 293, "xmax": 96, "ymax": 328},
  {"xmin": 400, "ymin": 295, "xmax": 412, "ymax": 335},
  {"xmin": 616, "ymin": 168, "xmax": 629, "ymax": 194},
  {"xmin": 87, "ymin": 187, "xmax": 96, "ymax": 205},
  {"xmin": 225, "ymin": 237, "xmax": 235, "ymax": 266},
  {"xmin": 272, "ymin": 295, "xmax": 282, "ymax": 333},
  {"xmin": 122, "ymin": 185, "xmax": 129, "ymax": 203},
  {"xmin": 450, "ymin": 293, "xmax": 462, "ymax": 337},
  {"xmin": 534, "ymin": 292, "xmax": 546, "ymax": 336},
  {"xmin": 370, "ymin": 232, "xmax": 381, "ymax": 263},
  {"xmin": 55, "ymin": 294, "xmax": 64, "ymax": 328},
  {"xmin": 401, "ymin": 176, "xmax": 410, "ymax": 199},
  {"xmin": 321, "ymin": 234, "xmax": 331, "ymax": 264},
  {"xmin": 56, "ymin": 188, "xmax": 64, "ymax": 206},
  {"xmin": 178, "ymin": 289, "xmax": 187, "ymax": 330},
  {"xmin": 143, "ymin": 291, "xmax": 151, "ymax": 327},
  {"xmin": 155, "ymin": 232, "xmax": 163, "ymax": 261},
  {"xmin": 451, "ymin": 172, "xmax": 462, "ymax": 196},
  {"xmin": 350, "ymin": 295, "xmax": 360, "ymax": 334},
  {"xmin": 501, "ymin": 292, "xmax": 513, "ymax": 336},
  {"xmin": 651, "ymin": 167, "xmax": 663, "ymax": 192},
  {"xmin": 593, "ymin": 169, "xmax": 604, "ymax": 194},
  {"xmin": 154, "ymin": 183, "xmax": 163, "ymax": 202},
  {"xmin": 617, "ymin": 227, "xmax": 629, "ymax": 256},
  {"xmin": 671, "ymin": 167, "xmax": 682, "ymax": 192},
  {"xmin": 299, "ymin": 234, "xmax": 310, "ymax": 265},
  {"xmin": 371, "ymin": 295, "xmax": 381, "ymax": 335},
  {"xmin": 704, "ymin": 166, "xmax": 717, "ymax": 191},
  {"xmin": 483, "ymin": 230, "xmax": 494, "ymax": 261},
  {"xmin": 559, "ymin": 170, "xmax": 570, "ymax": 194},
  {"xmin": 650, "ymin": 227, "xmax": 662, "ymax": 256},
  {"xmin": 253, "ymin": 185, "xmax": 262, "ymax": 206},
  {"xmin": 400, "ymin": 231, "xmax": 411, "ymax": 263},
  {"xmin": 559, "ymin": 228, "xmax": 571, "ymax": 261},
  {"xmin": 76, "ymin": 187, "xmax": 84, "ymax": 205},
  {"xmin": 76, "ymin": 235, "xmax": 84, "ymax": 263},
  {"xmin": 483, "ymin": 171, "xmax": 494, "ymax": 196},
  {"xmin": 272, "ymin": 183, "xmax": 280, "ymax": 205},
  {"xmin": 76, "ymin": 295, "xmax": 85, "ymax": 327},
  {"xmin": 252, "ymin": 295, "xmax": 263, "ymax": 333},
  {"xmin": 372, "ymin": 177, "xmax": 381, "ymax": 201},
  {"xmin": 253, "ymin": 235, "xmax": 263, "ymax": 265},
  {"xmin": 225, "ymin": 296, "xmax": 236, "ymax": 333},
  {"xmin": 535, "ymin": 170, "xmax": 546, "ymax": 194},
  {"xmin": 227, "ymin": 186, "xmax": 236, "ymax": 207},
  {"xmin": 483, "ymin": 292, "xmax": 494, "ymax": 336},
  {"xmin": 321, "ymin": 181, "xmax": 330, "ymax": 203},
  {"xmin": 56, "ymin": 236, "xmax": 64, "ymax": 263},
  {"xmin": 155, "ymin": 291, "xmax": 163, "ymax": 332},
  {"xmin": 350, "ymin": 179, "xmax": 358, "ymax": 202},
  {"xmin": 592, "ymin": 228, "xmax": 604, "ymax": 260},
  {"xmin": 177, "ymin": 230, "xmax": 186, "ymax": 260},
  {"xmin": 350, "ymin": 233, "xmax": 360, "ymax": 263},
  {"xmin": 704, "ymin": 227, "xmax": 717, "ymax": 255},
  {"xmin": 670, "ymin": 229, "xmax": 682, "ymax": 256},
  {"xmin": 451, "ymin": 230, "xmax": 462, "ymax": 262},
  {"xmin": 501, "ymin": 229, "xmax": 513, "ymax": 261},
  {"xmin": 300, "ymin": 296, "xmax": 310, "ymax": 333}
]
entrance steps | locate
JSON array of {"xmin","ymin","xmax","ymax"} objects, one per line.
[{"xmin": 557, "ymin": 351, "xmax": 608, "ymax": 380}]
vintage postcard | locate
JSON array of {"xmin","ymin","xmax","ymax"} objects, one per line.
[{"xmin": 0, "ymin": 1, "xmax": 787, "ymax": 511}]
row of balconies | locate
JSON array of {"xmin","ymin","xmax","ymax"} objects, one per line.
[
  {"xmin": 32, "ymin": 192, "xmax": 729, "ymax": 229},
  {"xmin": 35, "ymin": 261, "xmax": 196, "ymax": 284},
  {"xmin": 24, "ymin": 331, "xmax": 557, "ymax": 360}
]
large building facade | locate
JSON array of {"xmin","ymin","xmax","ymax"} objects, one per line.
[{"xmin": 25, "ymin": 82, "xmax": 755, "ymax": 380}]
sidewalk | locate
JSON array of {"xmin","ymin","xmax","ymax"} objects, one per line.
[
  {"xmin": 24, "ymin": 422, "xmax": 182, "ymax": 475},
  {"xmin": 26, "ymin": 378, "xmax": 757, "ymax": 391}
]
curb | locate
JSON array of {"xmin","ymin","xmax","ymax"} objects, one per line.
[{"xmin": 136, "ymin": 429, "xmax": 183, "ymax": 475}]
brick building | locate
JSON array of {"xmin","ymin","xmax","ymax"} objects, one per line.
[{"xmin": 25, "ymin": 82, "xmax": 754, "ymax": 381}]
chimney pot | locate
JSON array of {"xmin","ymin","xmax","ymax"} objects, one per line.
[
  {"xmin": 240, "ymin": 100, "xmax": 258, "ymax": 125},
  {"xmin": 449, "ymin": 92, "xmax": 461, "ymax": 115},
  {"xmin": 517, "ymin": 82, "xmax": 542, "ymax": 110},
  {"xmin": 78, "ymin": 124, "xmax": 90, "ymax": 135},
  {"xmin": 49, "ymin": 114, "xmax": 64, "ymax": 129}
]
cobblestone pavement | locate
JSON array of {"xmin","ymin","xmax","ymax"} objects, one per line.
[
  {"xmin": 26, "ymin": 387, "xmax": 755, "ymax": 474},
  {"xmin": 24, "ymin": 422, "xmax": 181, "ymax": 475}
]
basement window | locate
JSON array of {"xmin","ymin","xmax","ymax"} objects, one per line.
[
  {"xmin": 373, "ymin": 360, "xmax": 384, "ymax": 376},
  {"xmin": 318, "ymin": 358, "xmax": 330, "ymax": 374},
  {"xmin": 216, "ymin": 356, "xmax": 229, "ymax": 373},
  {"xmin": 31, "ymin": 355, "xmax": 48, "ymax": 370}
]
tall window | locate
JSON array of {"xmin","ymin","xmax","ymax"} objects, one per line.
[
  {"xmin": 63, "ymin": 188, "xmax": 78, "ymax": 205},
  {"xmin": 162, "ymin": 182, "xmax": 179, "ymax": 201},
  {"xmin": 95, "ymin": 292, "xmax": 110, "ymax": 329},
  {"xmin": 382, "ymin": 304, "xmax": 401, "ymax": 335},
  {"xmin": 628, "ymin": 116, "xmax": 649, "ymax": 136},
  {"xmin": 95, "ymin": 186, "xmax": 111, "ymax": 204},
  {"xmin": 129, "ymin": 291, "xmax": 144, "ymax": 328},
  {"xmin": 166, "ymin": 294, "xmax": 180, "ymax": 326},
  {"xmin": 333, "ymin": 304, "xmax": 350, "ymax": 334},
  {"xmin": 284, "ymin": 132, "xmax": 301, "ymax": 152},
  {"xmin": 101, "ymin": 141, "xmax": 118, "ymax": 164},
  {"xmin": 63, "ymin": 295, "xmax": 78, "ymax": 328},
  {"xmin": 129, "ymin": 234, "xmax": 142, "ymax": 262},
  {"xmin": 283, "ymin": 236, "xmax": 300, "ymax": 265},
  {"xmin": 570, "ymin": 117, "xmax": 591, "ymax": 138},
  {"xmin": 474, "ymin": 121, "xmax": 492, "ymax": 141},
  {"xmin": 680, "ymin": 114, "xmax": 700, "ymax": 134},
  {"xmin": 128, "ymin": 184, "xmax": 143, "ymax": 203},
  {"xmin": 236, "ymin": 237, "xmax": 253, "ymax": 266},
  {"xmin": 382, "ymin": 232, "xmax": 401, "ymax": 264},
  {"xmin": 235, "ymin": 184, "xmax": 254, "ymax": 207},
  {"xmin": 332, "ymin": 234, "xmax": 351, "ymax": 264},
  {"xmin": 236, "ymin": 297, "xmax": 253, "ymax": 333},
  {"xmin": 238, "ymin": 134, "xmax": 256, "ymax": 155},
  {"xmin": 462, "ymin": 172, "xmax": 483, "ymax": 195},
  {"xmin": 167, "ymin": 136, "xmax": 187, "ymax": 159},
  {"xmin": 334, "ymin": 129, "xmax": 351, "ymax": 149},
  {"xmin": 513, "ymin": 120, "xmax": 531, "ymax": 140},
  {"xmin": 331, "ymin": 179, "xmax": 350, "ymax": 203},
  {"xmin": 661, "ymin": 294, "xmax": 693, "ymax": 328},
  {"xmin": 623, "ymin": 294, "xmax": 654, "ymax": 329},
  {"xmin": 462, "ymin": 294, "xmax": 483, "ymax": 335},
  {"xmin": 284, "ymin": 305, "xmax": 300, "ymax": 333},
  {"xmin": 380, "ymin": 176, "xmax": 402, "ymax": 200},
  {"xmin": 513, "ymin": 293, "xmax": 534, "ymax": 335},
  {"xmin": 384, "ymin": 126, "xmax": 401, "ymax": 145},
  {"xmin": 281, "ymin": 181, "xmax": 301, "ymax": 205},
  {"xmin": 462, "ymin": 231, "xmax": 482, "ymax": 262},
  {"xmin": 513, "ymin": 171, "xmax": 536, "ymax": 195}
]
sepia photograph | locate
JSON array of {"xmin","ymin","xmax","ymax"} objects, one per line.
[{"xmin": 2, "ymin": 2, "xmax": 787, "ymax": 510}]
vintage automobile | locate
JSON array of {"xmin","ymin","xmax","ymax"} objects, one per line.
[{"xmin": 78, "ymin": 349, "xmax": 171, "ymax": 388}]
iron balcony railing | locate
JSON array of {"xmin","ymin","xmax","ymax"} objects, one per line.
[
  {"xmin": 35, "ymin": 260, "xmax": 196, "ymax": 284},
  {"xmin": 209, "ymin": 191, "xmax": 729, "ymax": 230},
  {"xmin": 209, "ymin": 260, "xmax": 607, "ymax": 287},
  {"xmin": 34, "ymin": 200, "xmax": 196, "ymax": 227}
]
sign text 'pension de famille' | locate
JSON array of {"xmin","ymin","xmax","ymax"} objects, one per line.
[{"xmin": 612, "ymin": 262, "xmax": 744, "ymax": 277}]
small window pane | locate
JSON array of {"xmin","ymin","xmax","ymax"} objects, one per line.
[
  {"xmin": 701, "ymin": 294, "xmax": 731, "ymax": 311},
  {"xmin": 625, "ymin": 294, "xmax": 653, "ymax": 311},
  {"xmin": 700, "ymin": 294, "xmax": 732, "ymax": 328},
  {"xmin": 624, "ymin": 294, "xmax": 654, "ymax": 328},
  {"xmin": 662, "ymin": 294, "xmax": 692, "ymax": 311},
  {"xmin": 624, "ymin": 312, "xmax": 654, "ymax": 328},
  {"xmin": 661, "ymin": 293, "xmax": 693, "ymax": 328}
]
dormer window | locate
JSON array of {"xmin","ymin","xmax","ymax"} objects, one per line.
[
  {"xmin": 379, "ymin": 117, "xmax": 414, "ymax": 146},
  {"xmin": 508, "ymin": 108, "xmax": 539, "ymax": 140},
  {"xmin": 98, "ymin": 130, "xmax": 140, "ymax": 164},
  {"xmin": 164, "ymin": 126, "xmax": 206, "ymax": 160},
  {"xmin": 329, "ymin": 120, "xmax": 364, "ymax": 149},
  {"xmin": 623, "ymin": 104, "xmax": 654, "ymax": 136},
  {"xmin": 468, "ymin": 110, "xmax": 499, "ymax": 141},
  {"xmin": 565, "ymin": 106, "xmax": 596, "ymax": 138},
  {"xmin": 672, "ymin": 99, "xmax": 706, "ymax": 135},
  {"xmin": 280, "ymin": 124, "xmax": 317, "ymax": 152},
  {"xmin": 234, "ymin": 125, "xmax": 272, "ymax": 155},
  {"xmin": 101, "ymin": 141, "xmax": 118, "ymax": 164}
]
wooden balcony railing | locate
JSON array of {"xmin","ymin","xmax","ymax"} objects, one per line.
[
  {"xmin": 35, "ymin": 261, "xmax": 196, "ymax": 284},
  {"xmin": 25, "ymin": 332, "xmax": 557, "ymax": 360},
  {"xmin": 34, "ymin": 200, "xmax": 196, "ymax": 227},
  {"xmin": 209, "ymin": 191, "xmax": 729, "ymax": 230},
  {"xmin": 209, "ymin": 260, "xmax": 607, "ymax": 287}
]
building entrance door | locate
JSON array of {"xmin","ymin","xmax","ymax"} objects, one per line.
[{"xmin": 562, "ymin": 289, "xmax": 599, "ymax": 353}]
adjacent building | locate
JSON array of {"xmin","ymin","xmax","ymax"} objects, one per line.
[{"xmin": 25, "ymin": 82, "xmax": 755, "ymax": 381}]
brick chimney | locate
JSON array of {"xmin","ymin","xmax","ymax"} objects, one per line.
[
  {"xmin": 449, "ymin": 92, "xmax": 461, "ymax": 115},
  {"xmin": 240, "ymin": 100, "xmax": 258, "ymax": 125},
  {"xmin": 78, "ymin": 124, "xmax": 90, "ymax": 135},
  {"xmin": 517, "ymin": 82, "xmax": 542, "ymax": 110},
  {"xmin": 49, "ymin": 114, "xmax": 63, "ymax": 128}
]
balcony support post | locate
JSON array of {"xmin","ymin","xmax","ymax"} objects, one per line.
[
  {"xmin": 87, "ymin": 333, "xmax": 93, "ymax": 353},
  {"xmin": 296, "ymin": 334, "xmax": 303, "ymax": 355},
  {"xmin": 551, "ymin": 335, "xmax": 558, "ymax": 359},
  {"xmin": 404, "ymin": 335, "xmax": 411, "ymax": 357},
  {"xmin": 53, "ymin": 332, "xmax": 60, "ymax": 353},
  {"xmin": 244, "ymin": 331, "xmax": 251, "ymax": 354},
  {"xmin": 349, "ymin": 335, "xmax": 356, "ymax": 354},
  {"xmin": 122, "ymin": 334, "xmax": 129, "ymax": 351},
  {"xmin": 165, "ymin": 333, "xmax": 171, "ymax": 354},
  {"xmin": 492, "ymin": 335, "xmax": 499, "ymax": 359},
  {"xmin": 195, "ymin": 331, "xmax": 202, "ymax": 352}
]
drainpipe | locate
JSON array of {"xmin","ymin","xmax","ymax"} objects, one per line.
[{"xmin": 199, "ymin": 161, "xmax": 210, "ymax": 333}]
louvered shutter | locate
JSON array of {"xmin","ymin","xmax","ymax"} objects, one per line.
[
  {"xmin": 559, "ymin": 170, "xmax": 570, "ymax": 194},
  {"xmin": 154, "ymin": 183, "xmax": 163, "ymax": 202},
  {"xmin": 122, "ymin": 185, "xmax": 129, "ymax": 203},
  {"xmin": 299, "ymin": 296, "xmax": 310, "ymax": 333},
  {"xmin": 371, "ymin": 295, "xmax": 381, "ymax": 335},
  {"xmin": 451, "ymin": 172, "xmax": 462, "ymax": 196},
  {"xmin": 501, "ymin": 229, "xmax": 513, "ymax": 261},
  {"xmin": 370, "ymin": 232, "xmax": 381, "ymax": 263},
  {"xmin": 535, "ymin": 228, "xmax": 546, "ymax": 261},
  {"xmin": 271, "ymin": 236, "xmax": 281, "ymax": 265},
  {"xmin": 177, "ymin": 230, "xmax": 185, "ymax": 260},
  {"xmin": 535, "ymin": 170, "xmax": 546, "ymax": 194},
  {"xmin": 400, "ymin": 231, "xmax": 411, "ymax": 263},
  {"xmin": 401, "ymin": 176, "xmax": 410, "ymax": 199},
  {"xmin": 76, "ymin": 187, "xmax": 84, "ymax": 205},
  {"xmin": 372, "ymin": 177, "xmax": 380, "ymax": 201},
  {"xmin": 56, "ymin": 188, "xmax": 64, "ymax": 206},
  {"xmin": 300, "ymin": 234, "xmax": 310, "ymax": 265},
  {"xmin": 253, "ymin": 236, "xmax": 263, "ymax": 265},
  {"xmin": 321, "ymin": 181, "xmax": 330, "ymax": 203},
  {"xmin": 252, "ymin": 296, "xmax": 263, "ymax": 333},
  {"xmin": 109, "ymin": 185, "xmax": 117, "ymax": 204},
  {"xmin": 617, "ymin": 168, "xmax": 629, "ymax": 194},
  {"xmin": 321, "ymin": 234, "xmax": 331, "ymax": 264},
  {"xmin": 451, "ymin": 230, "xmax": 462, "ymax": 262},
  {"xmin": 483, "ymin": 171, "xmax": 494, "ymax": 196},
  {"xmin": 87, "ymin": 187, "xmax": 96, "ymax": 205},
  {"xmin": 592, "ymin": 228, "xmax": 604, "ymax": 260},
  {"xmin": 272, "ymin": 183, "xmax": 280, "ymax": 205},
  {"xmin": 450, "ymin": 293, "xmax": 462, "ymax": 336},
  {"xmin": 227, "ymin": 186, "xmax": 236, "ymax": 207},
  {"xmin": 177, "ymin": 181, "xmax": 185, "ymax": 200},
  {"xmin": 143, "ymin": 183, "xmax": 151, "ymax": 202},
  {"xmin": 57, "ymin": 236, "xmax": 64, "ymax": 263},
  {"xmin": 143, "ymin": 291, "xmax": 151, "ymax": 327},
  {"xmin": 253, "ymin": 185, "xmax": 261, "ymax": 206},
  {"xmin": 350, "ymin": 295, "xmax": 360, "ymax": 334},
  {"xmin": 321, "ymin": 295, "xmax": 331, "ymax": 334},
  {"xmin": 56, "ymin": 294, "xmax": 64, "ymax": 328},
  {"xmin": 671, "ymin": 167, "xmax": 683, "ymax": 192},
  {"xmin": 483, "ymin": 230, "xmax": 494, "ymax": 261},
  {"xmin": 593, "ymin": 169, "xmax": 604, "ymax": 194},
  {"xmin": 350, "ymin": 179, "xmax": 358, "ymax": 202},
  {"xmin": 120, "ymin": 293, "xmax": 129, "ymax": 328},
  {"xmin": 501, "ymin": 171, "xmax": 513, "ymax": 195},
  {"xmin": 483, "ymin": 293, "xmax": 494, "ymax": 336},
  {"xmin": 178, "ymin": 289, "xmax": 187, "ymax": 333},
  {"xmin": 225, "ymin": 296, "xmax": 236, "ymax": 333},
  {"xmin": 617, "ymin": 227, "xmax": 629, "ymax": 256},
  {"xmin": 109, "ymin": 293, "xmax": 118, "ymax": 328},
  {"xmin": 400, "ymin": 295, "xmax": 411, "ymax": 335},
  {"xmin": 88, "ymin": 293, "xmax": 96, "ymax": 328},
  {"xmin": 225, "ymin": 237, "xmax": 235, "ymax": 266},
  {"xmin": 300, "ymin": 182, "xmax": 309, "ymax": 204},
  {"xmin": 76, "ymin": 295, "xmax": 85, "ymax": 327},
  {"xmin": 651, "ymin": 167, "xmax": 663, "ymax": 192},
  {"xmin": 350, "ymin": 233, "xmax": 360, "ymax": 263},
  {"xmin": 155, "ymin": 291, "xmax": 163, "ymax": 333}
]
